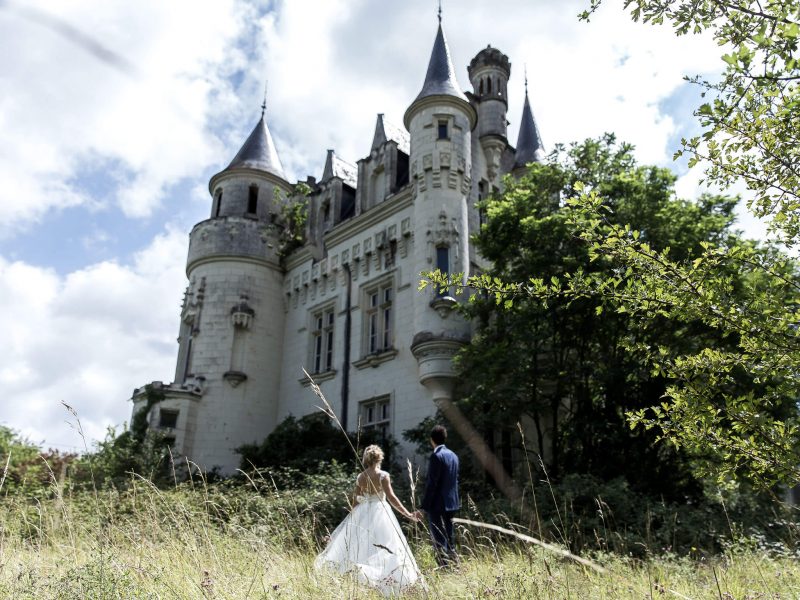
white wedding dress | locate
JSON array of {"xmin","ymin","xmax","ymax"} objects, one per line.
[{"xmin": 314, "ymin": 472, "xmax": 422, "ymax": 595}]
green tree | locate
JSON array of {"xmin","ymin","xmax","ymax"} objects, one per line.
[
  {"xmin": 75, "ymin": 385, "xmax": 175, "ymax": 488},
  {"xmin": 0, "ymin": 426, "xmax": 76, "ymax": 497},
  {"xmin": 581, "ymin": 0, "xmax": 800, "ymax": 244},
  {"xmin": 445, "ymin": 136, "xmax": 779, "ymax": 497},
  {"xmin": 425, "ymin": 140, "xmax": 800, "ymax": 487}
]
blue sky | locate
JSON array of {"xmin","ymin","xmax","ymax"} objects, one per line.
[{"xmin": 0, "ymin": 0, "xmax": 754, "ymax": 452}]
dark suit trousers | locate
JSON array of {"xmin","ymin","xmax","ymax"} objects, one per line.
[{"xmin": 428, "ymin": 510, "xmax": 456, "ymax": 565}]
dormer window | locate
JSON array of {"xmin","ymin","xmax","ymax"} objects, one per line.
[
  {"xmin": 247, "ymin": 184, "xmax": 258, "ymax": 214},
  {"xmin": 438, "ymin": 120, "xmax": 448, "ymax": 140}
]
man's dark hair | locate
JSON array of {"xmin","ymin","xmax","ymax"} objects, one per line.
[{"xmin": 430, "ymin": 424, "xmax": 447, "ymax": 445}]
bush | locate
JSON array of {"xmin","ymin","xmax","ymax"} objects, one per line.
[{"xmin": 236, "ymin": 412, "xmax": 397, "ymax": 478}]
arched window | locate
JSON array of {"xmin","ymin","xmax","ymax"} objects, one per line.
[
  {"xmin": 487, "ymin": 77, "xmax": 492, "ymax": 94},
  {"xmin": 479, "ymin": 79, "xmax": 484, "ymax": 95}
]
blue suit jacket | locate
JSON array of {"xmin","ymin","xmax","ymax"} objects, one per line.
[{"xmin": 421, "ymin": 445, "xmax": 460, "ymax": 513}]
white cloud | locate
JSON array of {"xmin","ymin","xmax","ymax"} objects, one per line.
[
  {"xmin": 0, "ymin": 228, "xmax": 187, "ymax": 450},
  {"xmin": 0, "ymin": 0, "xmax": 243, "ymax": 235}
]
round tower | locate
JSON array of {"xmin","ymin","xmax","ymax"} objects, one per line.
[
  {"xmin": 467, "ymin": 45, "xmax": 511, "ymax": 183},
  {"xmin": 404, "ymin": 18, "xmax": 476, "ymax": 405},
  {"xmin": 179, "ymin": 109, "xmax": 293, "ymax": 472}
]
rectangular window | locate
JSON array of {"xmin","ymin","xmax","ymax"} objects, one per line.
[
  {"xmin": 438, "ymin": 120, "xmax": 448, "ymax": 140},
  {"xmin": 159, "ymin": 409, "xmax": 179, "ymax": 429},
  {"xmin": 248, "ymin": 185, "xmax": 259, "ymax": 214},
  {"xmin": 360, "ymin": 396, "xmax": 390, "ymax": 440},
  {"xmin": 312, "ymin": 306, "xmax": 335, "ymax": 372},
  {"xmin": 436, "ymin": 246, "xmax": 450, "ymax": 297},
  {"xmin": 214, "ymin": 190, "xmax": 223, "ymax": 218},
  {"xmin": 365, "ymin": 281, "xmax": 393, "ymax": 354}
]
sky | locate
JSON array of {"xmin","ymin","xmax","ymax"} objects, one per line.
[{"xmin": 0, "ymin": 0, "xmax": 764, "ymax": 453}]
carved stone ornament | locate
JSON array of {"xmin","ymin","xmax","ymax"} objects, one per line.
[
  {"xmin": 223, "ymin": 371, "xmax": 247, "ymax": 387},
  {"xmin": 426, "ymin": 210, "xmax": 460, "ymax": 264},
  {"xmin": 230, "ymin": 298, "xmax": 255, "ymax": 329},
  {"xmin": 429, "ymin": 295, "xmax": 457, "ymax": 318}
]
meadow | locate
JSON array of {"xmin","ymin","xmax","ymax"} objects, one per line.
[{"xmin": 2, "ymin": 464, "xmax": 799, "ymax": 600}]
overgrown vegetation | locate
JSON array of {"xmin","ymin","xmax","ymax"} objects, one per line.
[
  {"xmin": 236, "ymin": 412, "xmax": 397, "ymax": 478},
  {"xmin": 1, "ymin": 459, "xmax": 799, "ymax": 599},
  {"xmin": 423, "ymin": 134, "xmax": 800, "ymax": 490}
]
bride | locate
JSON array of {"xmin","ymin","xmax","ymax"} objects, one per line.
[{"xmin": 314, "ymin": 444, "xmax": 423, "ymax": 595}]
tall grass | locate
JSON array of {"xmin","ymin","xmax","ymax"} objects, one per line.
[
  {"xmin": 3, "ymin": 395, "xmax": 798, "ymax": 598},
  {"xmin": 1, "ymin": 466, "xmax": 799, "ymax": 599}
]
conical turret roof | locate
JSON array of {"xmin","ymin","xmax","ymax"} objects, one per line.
[
  {"xmin": 224, "ymin": 115, "xmax": 287, "ymax": 181},
  {"xmin": 414, "ymin": 23, "xmax": 468, "ymax": 104},
  {"xmin": 514, "ymin": 91, "xmax": 545, "ymax": 168}
]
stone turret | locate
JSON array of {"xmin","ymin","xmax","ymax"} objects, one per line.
[
  {"xmin": 132, "ymin": 109, "xmax": 294, "ymax": 474},
  {"xmin": 405, "ymin": 17, "xmax": 474, "ymax": 406},
  {"xmin": 468, "ymin": 45, "xmax": 511, "ymax": 184}
]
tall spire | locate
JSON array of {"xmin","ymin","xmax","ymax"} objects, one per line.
[
  {"xmin": 222, "ymin": 104, "xmax": 287, "ymax": 181},
  {"xmin": 413, "ymin": 17, "xmax": 468, "ymax": 104},
  {"xmin": 514, "ymin": 85, "xmax": 545, "ymax": 168}
]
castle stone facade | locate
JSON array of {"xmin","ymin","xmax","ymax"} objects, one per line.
[{"xmin": 130, "ymin": 19, "xmax": 545, "ymax": 474}]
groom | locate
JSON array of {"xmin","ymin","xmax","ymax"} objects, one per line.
[{"xmin": 419, "ymin": 424, "xmax": 460, "ymax": 567}]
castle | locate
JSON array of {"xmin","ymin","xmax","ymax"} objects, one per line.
[{"xmin": 130, "ymin": 16, "xmax": 545, "ymax": 475}]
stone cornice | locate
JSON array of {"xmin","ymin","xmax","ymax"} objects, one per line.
[
  {"xmin": 404, "ymin": 94, "xmax": 478, "ymax": 131},
  {"xmin": 208, "ymin": 166, "xmax": 293, "ymax": 196}
]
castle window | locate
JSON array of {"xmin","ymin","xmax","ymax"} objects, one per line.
[
  {"xmin": 359, "ymin": 396, "xmax": 390, "ymax": 441},
  {"xmin": 312, "ymin": 305, "xmax": 335, "ymax": 373},
  {"xmin": 478, "ymin": 180, "xmax": 489, "ymax": 227},
  {"xmin": 487, "ymin": 77, "xmax": 492, "ymax": 94},
  {"xmin": 364, "ymin": 281, "xmax": 393, "ymax": 355},
  {"xmin": 247, "ymin": 185, "xmax": 259, "ymax": 214},
  {"xmin": 479, "ymin": 78, "xmax": 484, "ymax": 95},
  {"xmin": 436, "ymin": 246, "xmax": 451, "ymax": 297},
  {"xmin": 159, "ymin": 409, "xmax": 179, "ymax": 429},
  {"xmin": 214, "ymin": 189, "xmax": 223, "ymax": 218},
  {"xmin": 438, "ymin": 120, "xmax": 449, "ymax": 140}
]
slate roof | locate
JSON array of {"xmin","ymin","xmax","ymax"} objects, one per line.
[
  {"xmin": 414, "ymin": 23, "xmax": 468, "ymax": 104},
  {"xmin": 224, "ymin": 115, "xmax": 287, "ymax": 181},
  {"xmin": 321, "ymin": 149, "xmax": 357, "ymax": 188},
  {"xmin": 371, "ymin": 114, "xmax": 410, "ymax": 155},
  {"xmin": 514, "ymin": 91, "xmax": 545, "ymax": 168}
]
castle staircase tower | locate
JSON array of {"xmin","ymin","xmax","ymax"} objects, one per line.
[
  {"xmin": 404, "ymin": 16, "xmax": 476, "ymax": 406},
  {"xmin": 467, "ymin": 46, "xmax": 511, "ymax": 186}
]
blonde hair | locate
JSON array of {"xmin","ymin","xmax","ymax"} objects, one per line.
[{"xmin": 362, "ymin": 444, "xmax": 384, "ymax": 468}]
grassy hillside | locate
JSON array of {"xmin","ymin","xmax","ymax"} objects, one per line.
[{"xmin": 1, "ymin": 471, "xmax": 798, "ymax": 599}]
